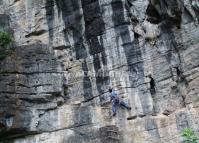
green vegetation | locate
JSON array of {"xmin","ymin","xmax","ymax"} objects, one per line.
[
  {"xmin": 0, "ymin": 31, "xmax": 13, "ymax": 60},
  {"xmin": 181, "ymin": 128, "xmax": 199, "ymax": 143},
  {"xmin": 0, "ymin": 31, "xmax": 12, "ymax": 47}
]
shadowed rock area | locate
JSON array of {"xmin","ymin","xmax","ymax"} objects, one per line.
[{"xmin": 0, "ymin": 0, "xmax": 199, "ymax": 142}]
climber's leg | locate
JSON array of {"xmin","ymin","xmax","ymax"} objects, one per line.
[
  {"xmin": 112, "ymin": 102, "xmax": 117, "ymax": 116},
  {"xmin": 120, "ymin": 101, "xmax": 131, "ymax": 110}
]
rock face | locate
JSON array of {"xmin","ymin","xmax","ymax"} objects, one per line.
[{"xmin": 0, "ymin": 0, "xmax": 199, "ymax": 142}]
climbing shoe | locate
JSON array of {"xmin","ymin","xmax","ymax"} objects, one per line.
[{"xmin": 128, "ymin": 107, "xmax": 132, "ymax": 110}]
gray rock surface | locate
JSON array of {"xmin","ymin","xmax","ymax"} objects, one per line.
[{"xmin": 0, "ymin": 0, "xmax": 199, "ymax": 142}]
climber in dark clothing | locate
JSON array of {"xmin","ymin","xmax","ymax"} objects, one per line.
[
  {"xmin": 147, "ymin": 74, "xmax": 156, "ymax": 94},
  {"xmin": 109, "ymin": 88, "xmax": 131, "ymax": 116}
]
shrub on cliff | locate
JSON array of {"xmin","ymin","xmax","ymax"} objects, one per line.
[
  {"xmin": 0, "ymin": 31, "xmax": 13, "ymax": 60},
  {"xmin": 0, "ymin": 31, "xmax": 12, "ymax": 47},
  {"xmin": 181, "ymin": 128, "xmax": 199, "ymax": 143}
]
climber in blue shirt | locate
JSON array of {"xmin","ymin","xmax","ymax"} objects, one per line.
[{"xmin": 109, "ymin": 88, "xmax": 131, "ymax": 116}]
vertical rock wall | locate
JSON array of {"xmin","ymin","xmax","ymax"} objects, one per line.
[{"xmin": 0, "ymin": 0, "xmax": 199, "ymax": 142}]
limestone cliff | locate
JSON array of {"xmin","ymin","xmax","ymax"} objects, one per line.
[{"xmin": 0, "ymin": 0, "xmax": 199, "ymax": 142}]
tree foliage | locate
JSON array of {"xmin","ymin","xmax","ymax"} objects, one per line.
[
  {"xmin": 0, "ymin": 31, "xmax": 12, "ymax": 47},
  {"xmin": 0, "ymin": 31, "xmax": 13, "ymax": 60},
  {"xmin": 181, "ymin": 128, "xmax": 199, "ymax": 143}
]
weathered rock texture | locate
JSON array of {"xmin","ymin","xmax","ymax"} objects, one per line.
[{"xmin": 0, "ymin": 0, "xmax": 199, "ymax": 142}]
